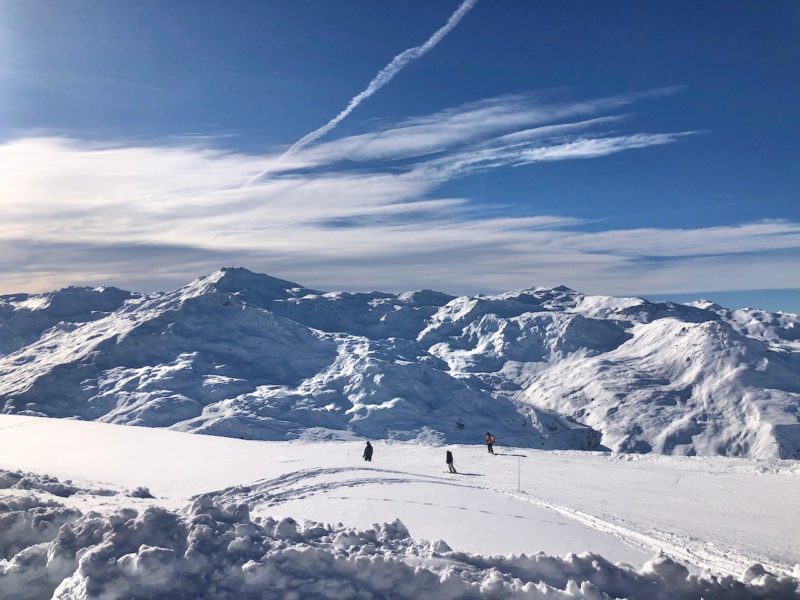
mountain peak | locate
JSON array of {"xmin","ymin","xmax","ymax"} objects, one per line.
[
  {"xmin": 689, "ymin": 299, "xmax": 726, "ymax": 312},
  {"xmin": 203, "ymin": 267, "xmax": 306, "ymax": 292},
  {"xmin": 211, "ymin": 267, "xmax": 303, "ymax": 289},
  {"xmin": 185, "ymin": 267, "xmax": 314, "ymax": 307}
]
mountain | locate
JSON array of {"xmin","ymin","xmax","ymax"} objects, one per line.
[
  {"xmin": 1, "ymin": 267, "xmax": 798, "ymax": 458},
  {"xmin": 0, "ymin": 286, "xmax": 134, "ymax": 355}
]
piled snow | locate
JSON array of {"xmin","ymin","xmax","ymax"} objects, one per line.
[
  {"xmin": 0, "ymin": 469, "xmax": 117, "ymax": 498},
  {"xmin": 1, "ymin": 488, "xmax": 798, "ymax": 600},
  {"xmin": 0, "ymin": 268, "xmax": 798, "ymax": 458}
]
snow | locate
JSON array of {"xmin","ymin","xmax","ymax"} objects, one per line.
[
  {"xmin": 5, "ymin": 492, "xmax": 798, "ymax": 600},
  {"xmin": 521, "ymin": 318, "xmax": 800, "ymax": 456},
  {"xmin": 3, "ymin": 497, "xmax": 798, "ymax": 600},
  {"xmin": 1, "ymin": 414, "xmax": 798, "ymax": 599},
  {"xmin": 689, "ymin": 300, "xmax": 800, "ymax": 352},
  {"xmin": 0, "ymin": 286, "xmax": 134, "ymax": 355},
  {"xmin": 0, "ymin": 266, "xmax": 799, "ymax": 597}
]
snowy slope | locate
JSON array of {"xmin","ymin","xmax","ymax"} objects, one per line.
[
  {"xmin": 0, "ymin": 416, "xmax": 798, "ymax": 600},
  {"xmin": 0, "ymin": 268, "xmax": 798, "ymax": 458},
  {"xmin": 422, "ymin": 287, "xmax": 800, "ymax": 458},
  {"xmin": 520, "ymin": 318, "xmax": 800, "ymax": 457},
  {"xmin": 0, "ymin": 286, "xmax": 134, "ymax": 355},
  {"xmin": 690, "ymin": 299, "xmax": 800, "ymax": 351}
]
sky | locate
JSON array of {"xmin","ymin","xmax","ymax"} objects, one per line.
[{"xmin": 1, "ymin": 1, "xmax": 798, "ymax": 312}]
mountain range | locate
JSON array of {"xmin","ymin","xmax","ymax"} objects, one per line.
[{"xmin": 1, "ymin": 267, "xmax": 797, "ymax": 459}]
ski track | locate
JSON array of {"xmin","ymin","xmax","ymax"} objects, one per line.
[
  {"xmin": 499, "ymin": 489, "xmax": 783, "ymax": 578},
  {"xmin": 207, "ymin": 465, "xmax": 791, "ymax": 578},
  {"xmin": 0, "ymin": 418, "xmax": 41, "ymax": 431},
  {"xmin": 206, "ymin": 466, "xmax": 482, "ymax": 506}
]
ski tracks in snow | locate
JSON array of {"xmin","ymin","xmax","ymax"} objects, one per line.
[
  {"xmin": 206, "ymin": 466, "xmax": 480, "ymax": 507},
  {"xmin": 205, "ymin": 465, "xmax": 791, "ymax": 578},
  {"xmin": 499, "ymin": 489, "xmax": 785, "ymax": 578}
]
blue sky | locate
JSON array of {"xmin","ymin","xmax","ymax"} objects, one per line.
[{"xmin": 1, "ymin": 1, "xmax": 798, "ymax": 312}]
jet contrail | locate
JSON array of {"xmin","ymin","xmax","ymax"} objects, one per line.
[{"xmin": 246, "ymin": 0, "xmax": 479, "ymax": 186}]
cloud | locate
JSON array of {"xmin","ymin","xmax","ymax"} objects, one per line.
[
  {"xmin": 271, "ymin": 89, "xmax": 681, "ymax": 169},
  {"xmin": 248, "ymin": 0, "xmax": 480, "ymax": 183},
  {"xmin": 1, "ymin": 91, "xmax": 797, "ymax": 299},
  {"xmin": 414, "ymin": 131, "xmax": 696, "ymax": 180},
  {"xmin": 558, "ymin": 221, "xmax": 800, "ymax": 258},
  {"xmin": 0, "ymin": 238, "xmax": 249, "ymax": 293}
]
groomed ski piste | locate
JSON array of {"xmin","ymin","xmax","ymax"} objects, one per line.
[{"xmin": 1, "ymin": 415, "xmax": 798, "ymax": 599}]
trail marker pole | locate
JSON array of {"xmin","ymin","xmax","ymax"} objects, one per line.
[{"xmin": 517, "ymin": 456, "xmax": 521, "ymax": 491}]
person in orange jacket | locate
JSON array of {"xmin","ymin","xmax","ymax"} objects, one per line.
[{"xmin": 486, "ymin": 432, "xmax": 495, "ymax": 454}]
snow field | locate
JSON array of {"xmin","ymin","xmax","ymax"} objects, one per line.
[{"xmin": 1, "ymin": 415, "xmax": 799, "ymax": 599}]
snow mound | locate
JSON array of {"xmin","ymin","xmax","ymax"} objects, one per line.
[
  {"xmin": 1, "ymin": 268, "xmax": 798, "ymax": 458},
  {"xmin": 1, "ymin": 491, "xmax": 797, "ymax": 600},
  {"xmin": 0, "ymin": 469, "xmax": 117, "ymax": 498}
]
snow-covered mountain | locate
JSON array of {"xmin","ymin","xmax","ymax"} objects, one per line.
[
  {"xmin": 0, "ymin": 286, "xmax": 134, "ymax": 355},
  {"xmin": 1, "ymin": 267, "xmax": 798, "ymax": 458}
]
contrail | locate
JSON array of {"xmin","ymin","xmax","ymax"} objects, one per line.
[{"xmin": 246, "ymin": 0, "xmax": 479, "ymax": 186}]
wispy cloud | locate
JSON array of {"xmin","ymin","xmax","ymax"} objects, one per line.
[
  {"xmin": 414, "ymin": 131, "xmax": 696, "ymax": 180},
  {"xmin": 2, "ymin": 90, "xmax": 797, "ymax": 298},
  {"xmin": 274, "ymin": 89, "xmax": 680, "ymax": 169},
  {"xmin": 247, "ymin": 0, "xmax": 479, "ymax": 184}
]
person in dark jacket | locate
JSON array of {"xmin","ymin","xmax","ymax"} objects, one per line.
[
  {"xmin": 363, "ymin": 441, "xmax": 373, "ymax": 462},
  {"xmin": 446, "ymin": 450, "xmax": 457, "ymax": 473},
  {"xmin": 486, "ymin": 432, "xmax": 495, "ymax": 454}
]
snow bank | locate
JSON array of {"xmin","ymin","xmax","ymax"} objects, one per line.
[
  {"xmin": 0, "ymin": 470, "xmax": 117, "ymax": 498},
  {"xmin": 1, "ymin": 491, "xmax": 797, "ymax": 600}
]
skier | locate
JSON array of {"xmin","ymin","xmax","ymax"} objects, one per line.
[
  {"xmin": 486, "ymin": 432, "xmax": 495, "ymax": 454},
  {"xmin": 363, "ymin": 441, "xmax": 373, "ymax": 462},
  {"xmin": 446, "ymin": 450, "xmax": 457, "ymax": 473}
]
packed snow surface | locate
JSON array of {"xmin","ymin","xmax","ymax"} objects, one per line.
[
  {"xmin": 1, "ymin": 268, "xmax": 799, "ymax": 458},
  {"xmin": 1, "ymin": 415, "xmax": 799, "ymax": 599}
]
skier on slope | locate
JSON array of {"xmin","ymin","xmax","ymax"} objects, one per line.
[
  {"xmin": 446, "ymin": 450, "xmax": 457, "ymax": 473},
  {"xmin": 486, "ymin": 432, "xmax": 495, "ymax": 454},
  {"xmin": 363, "ymin": 441, "xmax": 373, "ymax": 462}
]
